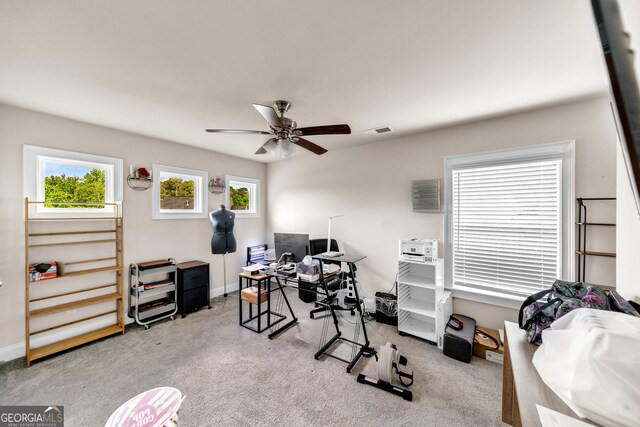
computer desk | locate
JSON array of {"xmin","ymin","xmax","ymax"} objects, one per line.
[
  {"xmin": 260, "ymin": 253, "xmax": 376, "ymax": 372},
  {"xmin": 261, "ymin": 268, "xmax": 341, "ymax": 340},
  {"xmin": 265, "ymin": 268, "xmax": 340, "ymax": 339}
]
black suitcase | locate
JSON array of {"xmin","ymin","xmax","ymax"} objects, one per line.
[{"xmin": 443, "ymin": 314, "xmax": 476, "ymax": 363}]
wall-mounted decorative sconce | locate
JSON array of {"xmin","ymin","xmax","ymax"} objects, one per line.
[
  {"xmin": 127, "ymin": 165, "xmax": 153, "ymax": 191},
  {"xmin": 208, "ymin": 177, "xmax": 226, "ymax": 194}
]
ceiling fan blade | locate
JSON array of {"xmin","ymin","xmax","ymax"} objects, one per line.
[
  {"xmin": 205, "ymin": 129, "xmax": 271, "ymax": 135},
  {"xmin": 291, "ymin": 137, "xmax": 328, "ymax": 155},
  {"xmin": 252, "ymin": 104, "xmax": 284, "ymax": 128},
  {"xmin": 255, "ymin": 138, "xmax": 277, "ymax": 155},
  {"xmin": 293, "ymin": 124, "xmax": 351, "ymax": 136}
]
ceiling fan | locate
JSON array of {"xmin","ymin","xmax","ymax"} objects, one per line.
[{"xmin": 205, "ymin": 100, "xmax": 351, "ymax": 156}]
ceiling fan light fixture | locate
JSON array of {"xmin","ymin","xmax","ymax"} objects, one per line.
[
  {"xmin": 281, "ymin": 139, "xmax": 295, "ymax": 158},
  {"xmin": 264, "ymin": 139, "xmax": 278, "ymax": 155}
]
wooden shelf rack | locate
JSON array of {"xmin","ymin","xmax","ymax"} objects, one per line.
[{"xmin": 24, "ymin": 198, "xmax": 125, "ymax": 366}]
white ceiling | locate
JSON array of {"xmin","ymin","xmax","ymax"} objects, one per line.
[{"xmin": 0, "ymin": 0, "xmax": 608, "ymax": 162}]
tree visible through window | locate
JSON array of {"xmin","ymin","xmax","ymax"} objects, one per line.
[
  {"xmin": 160, "ymin": 177, "xmax": 195, "ymax": 210},
  {"xmin": 44, "ymin": 164, "xmax": 106, "ymax": 208},
  {"xmin": 230, "ymin": 185, "xmax": 249, "ymax": 210},
  {"xmin": 225, "ymin": 175, "xmax": 260, "ymax": 218},
  {"xmin": 23, "ymin": 145, "xmax": 122, "ymax": 217},
  {"xmin": 151, "ymin": 164, "xmax": 207, "ymax": 219}
]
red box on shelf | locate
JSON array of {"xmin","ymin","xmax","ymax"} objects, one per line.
[{"xmin": 28, "ymin": 262, "xmax": 58, "ymax": 281}]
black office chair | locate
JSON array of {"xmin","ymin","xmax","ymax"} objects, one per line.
[
  {"xmin": 306, "ymin": 238, "xmax": 355, "ymax": 318},
  {"xmin": 309, "ymin": 239, "xmax": 341, "ymax": 266}
]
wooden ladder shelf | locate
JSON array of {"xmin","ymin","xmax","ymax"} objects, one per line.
[{"xmin": 24, "ymin": 198, "xmax": 125, "ymax": 366}]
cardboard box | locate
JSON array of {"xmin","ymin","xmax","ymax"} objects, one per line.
[
  {"xmin": 241, "ymin": 286, "xmax": 268, "ymax": 305},
  {"xmin": 473, "ymin": 326, "xmax": 504, "ymax": 364}
]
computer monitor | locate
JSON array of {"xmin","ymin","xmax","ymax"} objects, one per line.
[{"xmin": 274, "ymin": 233, "xmax": 310, "ymax": 263}]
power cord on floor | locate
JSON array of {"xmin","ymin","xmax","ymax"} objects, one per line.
[
  {"xmin": 210, "ymin": 293, "xmax": 227, "ymax": 310},
  {"xmin": 387, "ymin": 273, "xmax": 399, "ymax": 295}
]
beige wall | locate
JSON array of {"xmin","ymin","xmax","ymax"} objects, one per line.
[
  {"xmin": 0, "ymin": 94, "xmax": 624, "ymax": 354},
  {"xmin": 616, "ymin": 147, "xmax": 640, "ymax": 302},
  {"xmin": 267, "ymin": 96, "xmax": 618, "ymax": 329},
  {"xmin": 616, "ymin": 0, "xmax": 640, "ymax": 303},
  {"xmin": 0, "ymin": 104, "xmax": 267, "ymax": 353}
]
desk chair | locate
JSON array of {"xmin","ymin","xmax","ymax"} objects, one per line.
[{"xmin": 308, "ymin": 238, "xmax": 355, "ymax": 318}]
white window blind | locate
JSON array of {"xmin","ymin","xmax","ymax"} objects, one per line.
[{"xmin": 452, "ymin": 159, "xmax": 561, "ymax": 297}]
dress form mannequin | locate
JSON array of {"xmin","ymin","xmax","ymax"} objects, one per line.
[
  {"xmin": 210, "ymin": 205, "xmax": 236, "ymax": 296},
  {"xmin": 210, "ymin": 205, "xmax": 236, "ymax": 254}
]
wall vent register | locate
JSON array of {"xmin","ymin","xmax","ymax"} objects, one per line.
[{"xmin": 411, "ymin": 179, "xmax": 441, "ymax": 213}]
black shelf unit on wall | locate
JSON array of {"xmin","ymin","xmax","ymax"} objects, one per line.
[{"xmin": 576, "ymin": 198, "xmax": 616, "ymax": 283}]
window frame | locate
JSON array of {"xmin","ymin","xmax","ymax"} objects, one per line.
[
  {"xmin": 225, "ymin": 175, "xmax": 260, "ymax": 218},
  {"xmin": 23, "ymin": 145, "xmax": 123, "ymax": 217},
  {"xmin": 443, "ymin": 141, "xmax": 575, "ymax": 309},
  {"xmin": 152, "ymin": 164, "xmax": 208, "ymax": 220}
]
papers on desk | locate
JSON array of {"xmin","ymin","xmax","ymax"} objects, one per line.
[
  {"xmin": 242, "ymin": 263, "xmax": 266, "ymax": 275},
  {"xmin": 323, "ymin": 264, "xmax": 340, "ymax": 274},
  {"xmin": 536, "ymin": 405, "xmax": 591, "ymax": 427},
  {"xmin": 322, "ymin": 251, "xmax": 344, "ymax": 258}
]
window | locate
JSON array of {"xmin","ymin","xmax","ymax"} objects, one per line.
[
  {"xmin": 444, "ymin": 141, "xmax": 575, "ymax": 308},
  {"xmin": 152, "ymin": 164, "xmax": 208, "ymax": 219},
  {"xmin": 225, "ymin": 175, "xmax": 260, "ymax": 218},
  {"xmin": 23, "ymin": 145, "xmax": 123, "ymax": 216}
]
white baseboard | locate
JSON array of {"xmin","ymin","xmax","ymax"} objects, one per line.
[
  {"xmin": 211, "ymin": 281, "xmax": 238, "ymax": 298},
  {"xmin": 0, "ymin": 341, "xmax": 26, "ymax": 363},
  {"xmin": 2, "ymin": 317, "xmax": 133, "ymax": 363},
  {"xmin": 1, "ymin": 283, "xmax": 239, "ymax": 363}
]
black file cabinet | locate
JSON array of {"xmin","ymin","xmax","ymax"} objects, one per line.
[{"xmin": 175, "ymin": 261, "xmax": 211, "ymax": 317}]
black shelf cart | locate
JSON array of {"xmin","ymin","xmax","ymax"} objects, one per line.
[{"xmin": 576, "ymin": 197, "xmax": 616, "ymax": 282}]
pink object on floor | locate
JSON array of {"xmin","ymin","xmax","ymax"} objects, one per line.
[{"xmin": 105, "ymin": 387, "xmax": 183, "ymax": 427}]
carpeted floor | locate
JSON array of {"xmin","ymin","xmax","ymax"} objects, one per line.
[{"xmin": 0, "ymin": 289, "xmax": 504, "ymax": 426}]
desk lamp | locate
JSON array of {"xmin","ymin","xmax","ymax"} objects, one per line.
[{"xmin": 326, "ymin": 215, "xmax": 344, "ymax": 256}]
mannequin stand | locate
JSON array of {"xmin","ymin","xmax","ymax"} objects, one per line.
[{"xmin": 223, "ymin": 253, "xmax": 228, "ymax": 297}]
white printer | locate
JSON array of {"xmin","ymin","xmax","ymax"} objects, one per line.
[{"xmin": 399, "ymin": 239, "xmax": 438, "ymax": 263}]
